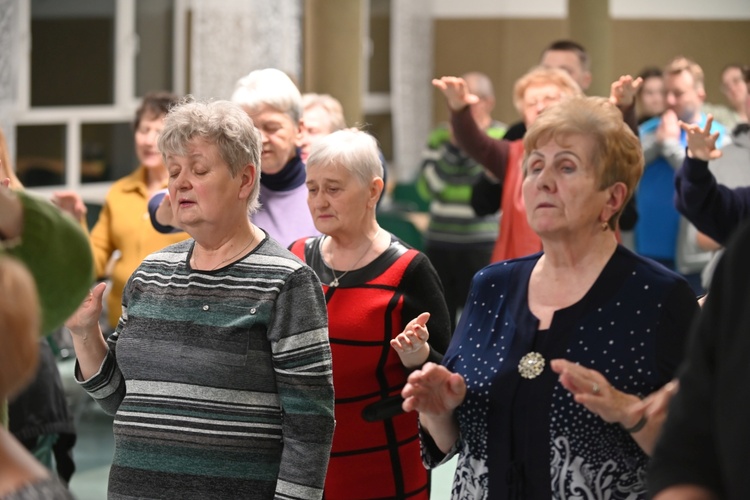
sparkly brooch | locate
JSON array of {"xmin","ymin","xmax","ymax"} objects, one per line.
[{"xmin": 518, "ymin": 352, "xmax": 545, "ymax": 379}]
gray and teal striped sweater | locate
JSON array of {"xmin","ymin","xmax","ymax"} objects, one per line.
[{"xmin": 79, "ymin": 236, "xmax": 334, "ymax": 499}]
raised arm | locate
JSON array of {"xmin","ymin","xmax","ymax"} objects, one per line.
[
  {"xmin": 674, "ymin": 116, "xmax": 750, "ymax": 245},
  {"xmin": 433, "ymin": 76, "xmax": 511, "ymax": 180},
  {"xmin": 148, "ymin": 189, "xmax": 184, "ymax": 234},
  {"xmin": 65, "ymin": 282, "xmax": 109, "ymax": 381},
  {"xmin": 609, "ymin": 74, "xmax": 642, "ymax": 137},
  {"xmin": 399, "ymin": 253, "xmax": 453, "ymax": 364},
  {"xmin": 391, "ymin": 312, "xmax": 432, "ymax": 369}
]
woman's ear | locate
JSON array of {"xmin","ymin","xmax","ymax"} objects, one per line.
[
  {"xmin": 602, "ymin": 181, "xmax": 627, "ymax": 221},
  {"xmin": 238, "ymin": 163, "xmax": 257, "ymax": 200},
  {"xmin": 369, "ymin": 177, "xmax": 385, "ymax": 208}
]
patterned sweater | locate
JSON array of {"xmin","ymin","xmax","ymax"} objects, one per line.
[{"xmin": 79, "ymin": 235, "xmax": 335, "ymax": 499}]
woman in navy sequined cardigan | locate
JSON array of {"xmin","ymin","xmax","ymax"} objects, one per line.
[{"xmin": 400, "ymin": 96, "xmax": 699, "ymax": 500}]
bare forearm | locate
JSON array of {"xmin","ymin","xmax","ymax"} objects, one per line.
[
  {"xmin": 71, "ymin": 326, "xmax": 109, "ymax": 380},
  {"xmin": 419, "ymin": 412, "xmax": 459, "ymax": 454}
]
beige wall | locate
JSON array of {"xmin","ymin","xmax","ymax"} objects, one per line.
[
  {"xmin": 432, "ymin": 18, "xmax": 750, "ymax": 127},
  {"xmin": 303, "ymin": 0, "xmax": 365, "ymax": 127}
]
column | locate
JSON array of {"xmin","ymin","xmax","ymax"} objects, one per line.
[{"xmin": 568, "ymin": 0, "xmax": 613, "ymax": 97}]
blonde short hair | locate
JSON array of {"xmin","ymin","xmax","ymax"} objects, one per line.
[
  {"xmin": 0, "ymin": 256, "xmax": 40, "ymax": 399},
  {"xmin": 513, "ymin": 66, "xmax": 583, "ymax": 114},
  {"xmin": 523, "ymin": 96, "xmax": 644, "ymax": 230},
  {"xmin": 665, "ymin": 56, "xmax": 705, "ymax": 91}
]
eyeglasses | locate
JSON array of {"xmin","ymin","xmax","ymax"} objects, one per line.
[{"xmin": 523, "ymin": 94, "xmax": 562, "ymax": 110}]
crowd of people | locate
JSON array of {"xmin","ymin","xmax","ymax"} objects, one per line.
[{"xmin": 1, "ymin": 33, "xmax": 749, "ymax": 500}]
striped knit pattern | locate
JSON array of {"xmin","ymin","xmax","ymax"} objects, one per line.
[
  {"xmin": 417, "ymin": 125, "xmax": 505, "ymax": 246},
  {"xmin": 79, "ymin": 237, "xmax": 334, "ymax": 500}
]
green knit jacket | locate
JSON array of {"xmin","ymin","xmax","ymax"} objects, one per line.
[{"xmin": 1, "ymin": 191, "xmax": 94, "ymax": 427}]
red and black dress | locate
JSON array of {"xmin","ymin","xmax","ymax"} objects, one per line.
[{"xmin": 290, "ymin": 234, "xmax": 452, "ymax": 500}]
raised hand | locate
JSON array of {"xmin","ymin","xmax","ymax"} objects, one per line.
[
  {"xmin": 657, "ymin": 109, "xmax": 681, "ymax": 143},
  {"xmin": 680, "ymin": 115, "xmax": 723, "ymax": 161},
  {"xmin": 432, "ymin": 76, "xmax": 479, "ymax": 111},
  {"xmin": 155, "ymin": 191, "xmax": 177, "ymax": 228},
  {"xmin": 52, "ymin": 190, "xmax": 88, "ymax": 220},
  {"xmin": 401, "ymin": 362, "xmax": 466, "ymax": 415},
  {"xmin": 391, "ymin": 312, "xmax": 430, "ymax": 356},
  {"xmin": 65, "ymin": 282, "xmax": 107, "ymax": 338},
  {"xmin": 609, "ymin": 75, "xmax": 642, "ymax": 108},
  {"xmin": 551, "ymin": 358, "xmax": 641, "ymax": 427}
]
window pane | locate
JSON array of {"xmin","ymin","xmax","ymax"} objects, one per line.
[
  {"xmin": 136, "ymin": 0, "xmax": 175, "ymax": 96},
  {"xmin": 364, "ymin": 113, "xmax": 392, "ymax": 162},
  {"xmin": 16, "ymin": 124, "xmax": 66, "ymax": 187},
  {"xmin": 369, "ymin": 0, "xmax": 390, "ymax": 93},
  {"xmin": 81, "ymin": 122, "xmax": 137, "ymax": 183},
  {"xmin": 31, "ymin": 0, "xmax": 115, "ymax": 106}
]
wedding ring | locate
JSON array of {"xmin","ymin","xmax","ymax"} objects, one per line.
[{"xmin": 592, "ymin": 382, "xmax": 601, "ymax": 395}]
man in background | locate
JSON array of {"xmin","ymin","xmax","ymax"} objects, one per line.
[{"xmin": 636, "ymin": 56, "xmax": 729, "ymax": 293}]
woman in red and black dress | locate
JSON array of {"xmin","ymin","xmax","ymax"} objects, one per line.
[{"xmin": 290, "ymin": 129, "xmax": 451, "ymax": 499}]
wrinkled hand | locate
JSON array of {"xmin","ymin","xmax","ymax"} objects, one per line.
[
  {"xmin": 401, "ymin": 362, "xmax": 466, "ymax": 416},
  {"xmin": 52, "ymin": 190, "xmax": 88, "ymax": 220},
  {"xmin": 657, "ymin": 110, "xmax": 681, "ymax": 143},
  {"xmin": 391, "ymin": 312, "xmax": 430, "ymax": 355},
  {"xmin": 551, "ymin": 359, "xmax": 641, "ymax": 427},
  {"xmin": 680, "ymin": 115, "xmax": 723, "ymax": 162},
  {"xmin": 609, "ymin": 75, "xmax": 642, "ymax": 108},
  {"xmin": 65, "ymin": 282, "xmax": 107, "ymax": 338},
  {"xmin": 155, "ymin": 192, "xmax": 176, "ymax": 228},
  {"xmin": 432, "ymin": 76, "xmax": 479, "ymax": 112}
]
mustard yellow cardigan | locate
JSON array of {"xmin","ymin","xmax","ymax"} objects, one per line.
[{"xmin": 89, "ymin": 166, "xmax": 189, "ymax": 328}]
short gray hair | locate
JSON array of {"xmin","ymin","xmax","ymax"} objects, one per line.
[
  {"xmin": 231, "ymin": 68, "xmax": 302, "ymax": 123},
  {"xmin": 159, "ymin": 97, "xmax": 262, "ymax": 214},
  {"xmin": 306, "ymin": 129, "xmax": 383, "ymax": 186}
]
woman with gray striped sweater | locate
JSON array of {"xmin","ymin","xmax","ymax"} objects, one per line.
[{"xmin": 65, "ymin": 98, "xmax": 335, "ymax": 500}]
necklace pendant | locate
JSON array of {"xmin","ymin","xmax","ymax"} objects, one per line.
[
  {"xmin": 518, "ymin": 351, "xmax": 545, "ymax": 379},
  {"xmin": 330, "ymin": 278, "xmax": 339, "ymax": 287}
]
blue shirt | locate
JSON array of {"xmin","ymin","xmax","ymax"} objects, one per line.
[{"xmin": 635, "ymin": 114, "xmax": 727, "ymax": 261}]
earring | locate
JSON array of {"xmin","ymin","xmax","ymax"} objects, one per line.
[{"xmin": 601, "ymin": 222, "xmax": 609, "ymax": 231}]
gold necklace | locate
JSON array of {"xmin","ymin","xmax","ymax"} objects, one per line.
[
  {"xmin": 327, "ymin": 229, "xmax": 381, "ymax": 287},
  {"xmin": 193, "ymin": 230, "xmax": 255, "ymax": 271}
]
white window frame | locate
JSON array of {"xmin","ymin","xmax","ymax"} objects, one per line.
[{"xmin": 18, "ymin": 0, "xmax": 187, "ymax": 204}]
